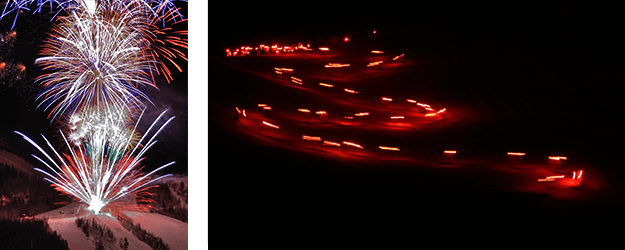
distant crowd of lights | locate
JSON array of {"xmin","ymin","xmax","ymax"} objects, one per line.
[{"xmin": 226, "ymin": 43, "xmax": 314, "ymax": 57}]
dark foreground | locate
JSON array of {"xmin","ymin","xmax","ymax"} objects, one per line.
[{"xmin": 210, "ymin": 4, "xmax": 625, "ymax": 236}]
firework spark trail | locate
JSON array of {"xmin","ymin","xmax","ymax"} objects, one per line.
[
  {"xmin": 3, "ymin": 0, "xmax": 188, "ymax": 120},
  {"xmin": 14, "ymin": 109, "xmax": 176, "ymax": 214},
  {"xmin": 35, "ymin": 5, "xmax": 158, "ymax": 120}
]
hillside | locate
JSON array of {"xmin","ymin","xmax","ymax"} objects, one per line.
[{"xmin": 35, "ymin": 201, "xmax": 188, "ymax": 250}]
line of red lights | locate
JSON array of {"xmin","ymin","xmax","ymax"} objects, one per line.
[
  {"xmin": 227, "ymin": 43, "xmax": 311, "ymax": 56},
  {"xmin": 242, "ymin": 109, "xmax": 570, "ymax": 162}
]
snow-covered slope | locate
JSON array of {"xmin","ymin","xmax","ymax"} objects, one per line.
[
  {"xmin": 35, "ymin": 202, "xmax": 187, "ymax": 250},
  {"xmin": 124, "ymin": 211, "xmax": 188, "ymax": 250}
]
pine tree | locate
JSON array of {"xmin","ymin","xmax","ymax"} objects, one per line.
[
  {"xmin": 95, "ymin": 240, "xmax": 105, "ymax": 250},
  {"xmin": 119, "ymin": 237, "xmax": 130, "ymax": 250}
]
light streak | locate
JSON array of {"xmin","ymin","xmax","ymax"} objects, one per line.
[
  {"xmin": 315, "ymin": 111, "xmax": 327, "ymax": 115},
  {"xmin": 319, "ymin": 47, "xmax": 329, "ymax": 51},
  {"xmin": 319, "ymin": 83, "xmax": 334, "ymax": 88},
  {"xmin": 406, "ymin": 99, "xmax": 417, "ymax": 103},
  {"xmin": 549, "ymin": 156, "xmax": 567, "ymax": 161},
  {"xmin": 302, "ymin": 135, "xmax": 321, "ymax": 141},
  {"xmin": 443, "ymin": 150, "xmax": 457, "ymax": 154},
  {"xmin": 390, "ymin": 116, "xmax": 404, "ymax": 119},
  {"xmin": 367, "ymin": 61, "xmax": 383, "ymax": 67},
  {"xmin": 379, "ymin": 146, "xmax": 400, "ymax": 151},
  {"xmin": 354, "ymin": 112, "xmax": 369, "ymax": 116},
  {"xmin": 393, "ymin": 54, "xmax": 404, "ymax": 60},
  {"xmin": 507, "ymin": 152, "xmax": 525, "ymax": 156},
  {"xmin": 291, "ymin": 76, "xmax": 303, "ymax": 85},
  {"xmin": 343, "ymin": 141, "xmax": 363, "ymax": 149},
  {"xmin": 262, "ymin": 121, "xmax": 279, "ymax": 129},
  {"xmin": 344, "ymin": 88, "xmax": 358, "ymax": 94},
  {"xmin": 325, "ymin": 63, "xmax": 350, "ymax": 68},
  {"xmin": 573, "ymin": 170, "xmax": 583, "ymax": 180},
  {"xmin": 417, "ymin": 103, "xmax": 430, "ymax": 108},
  {"xmin": 323, "ymin": 141, "xmax": 340, "ymax": 147},
  {"xmin": 257, "ymin": 104, "xmax": 267, "ymax": 107},
  {"xmin": 371, "ymin": 50, "xmax": 383, "ymax": 54},
  {"xmin": 538, "ymin": 175, "xmax": 565, "ymax": 182},
  {"xmin": 275, "ymin": 67, "xmax": 293, "ymax": 72},
  {"xmin": 298, "ymin": 109, "xmax": 310, "ymax": 113},
  {"xmin": 381, "ymin": 97, "xmax": 393, "ymax": 102},
  {"xmin": 388, "ymin": 122, "xmax": 412, "ymax": 127}
]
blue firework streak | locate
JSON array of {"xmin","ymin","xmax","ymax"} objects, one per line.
[{"xmin": 1, "ymin": 0, "xmax": 187, "ymax": 30}]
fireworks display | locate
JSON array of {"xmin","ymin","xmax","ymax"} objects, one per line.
[
  {"xmin": 1, "ymin": 0, "xmax": 187, "ymax": 214},
  {"xmin": 15, "ymin": 110, "xmax": 175, "ymax": 214},
  {"xmin": 35, "ymin": 7, "xmax": 156, "ymax": 120}
]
